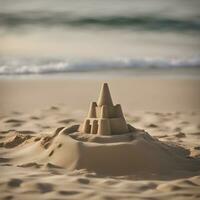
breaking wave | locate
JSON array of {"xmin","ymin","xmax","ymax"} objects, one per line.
[{"xmin": 0, "ymin": 57, "xmax": 199, "ymax": 75}]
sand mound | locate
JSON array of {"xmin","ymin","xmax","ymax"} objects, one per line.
[{"xmin": 2, "ymin": 125, "xmax": 200, "ymax": 177}]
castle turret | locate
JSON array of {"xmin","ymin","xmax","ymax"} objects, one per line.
[
  {"xmin": 88, "ymin": 102, "xmax": 97, "ymax": 118},
  {"xmin": 79, "ymin": 83, "xmax": 129, "ymax": 135}
]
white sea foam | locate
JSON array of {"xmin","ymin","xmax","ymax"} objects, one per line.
[{"xmin": 0, "ymin": 57, "xmax": 199, "ymax": 75}]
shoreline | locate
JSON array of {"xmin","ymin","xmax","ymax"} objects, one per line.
[{"xmin": 0, "ymin": 67, "xmax": 200, "ymax": 80}]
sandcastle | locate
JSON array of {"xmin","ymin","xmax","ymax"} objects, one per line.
[
  {"xmin": 2, "ymin": 83, "xmax": 199, "ymax": 177},
  {"xmin": 79, "ymin": 83, "xmax": 130, "ymax": 135}
]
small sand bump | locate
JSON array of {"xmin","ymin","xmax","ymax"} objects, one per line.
[
  {"xmin": 34, "ymin": 137, "xmax": 41, "ymax": 142},
  {"xmin": 101, "ymin": 180, "xmax": 118, "ymax": 185},
  {"xmin": 30, "ymin": 116, "xmax": 40, "ymax": 120},
  {"xmin": 46, "ymin": 163, "xmax": 63, "ymax": 169},
  {"xmin": 50, "ymin": 106, "xmax": 59, "ymax": 110},
  {"xmin": 10, "ymin": 123, "xmax": 21, "ymax": 127},
  {"xmin": 139, "ymin": 183, "xmax": 157, "ymax": 191},
  {"xmin": 7, "ymin": 179, "xmax": 23, "ymax": 187},
  {"xmin": 1, "ymin": 163, "xmax": 12, "ymax": 166},
  {"xmin": 174, "ymin": 127, "xmax": 182, "ymax": 132},
  {"xmin": 180, "ymin": 121, "xmax": 190, "ymax": 125},
  {"xmin": 54, "ymin": 127, "xmax": 65, "ymax": 135},
  {"xmin": 3, "ymin": 134, "xmax": 32, "ymax": 148},
  {"xmin": 11, "ymin": 111, "xmax": 21, "ymax": 115},
  {"xmin": 128, "ymin": 134, "xmax": 135, "ymax": 141},
  {"xmin": 0, "ymin": 157, "xmax": 11, "ymax": 163},
  {"xmin": 2, "ymin": 195, "xmax": 13, "ymax": 200},
  {"xmin": 147, "ymin": 124, "xmax": 158, "ymax": 128},
  {"xmin": 132, "ymin": 116, "xmax": 141, "ymax": 122},
  {"xmin": 18, "ymin": 162, "xmax": 42, "ymax": 168},
  {"xmin": 0, "ymin": 130, "xmax": 15, "ymax": 134},
  {"xmin": 101, "ymin": 195, "xmax": 116, "ymax": 200},
  {"xmin": 36, "ymin": 183, "xmax": 54, "ymax": 193},
  {"xmin": 190, "ymin": 132, "xmax": 200, "ymax": 136},
  {"xmin": 40, "ymin": 130, "xmax": 62, "ymax": 148},
  {"xmin": 158, "ymin": 184, "xmax": 183, "ymax": 191},
  {"xmin": 175, "ymin": 132, "xmax": 186, "ymax": 138},
  {"xmin": 4, "ymin": 119, "xmax": 25, "ymax": 124},
  {"xmin": 40, "ymin": 125, "xmax": 50, "ymax": 129},
  {"xmin": 0, "ymin": 142, "xmax": 4, "ymax": 147},
  {"xmin": 59, "ymin": 125, "xmax": 79, "ymax": 134},
  {"xmin": 77, "ymin": 178, "xmax": 90, "ymax": 184},
  {"xmin": 20, "ymin": 130, "xmax": 35, "ymax": 134},
  {"xmin": 182, "ymin": 193, "xmax": 196, "ymax": 197},
  {"xmin": 181, "ymin": 180, "xmax": 199, "ymax": 186},
  {"xmin": 157, "ymin": 135, "xmax": 168, "ymax": 138},
  {"xmin": 58, "ymin": 119, "xmax": 76, "ymax": 124},
  {"xmin": 59, "ymin": 190, "xmax": 80, "ymax": 195},
  {"xmin": 41, "ymin": 136, "xmax": 53, "ymax": 149}
]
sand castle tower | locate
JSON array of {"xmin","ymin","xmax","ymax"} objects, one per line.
[{"xmin": 79, "ymin": 83, "xmax": 129, "ymax": 135}]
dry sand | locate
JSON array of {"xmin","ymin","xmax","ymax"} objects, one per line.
[{"xmin": 0, "ymin": 77, "xmax": 200, "ymax": 200}]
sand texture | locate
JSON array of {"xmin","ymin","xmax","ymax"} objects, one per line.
[{"xmin": 0, "ymin": 79, "xmax": 200, "ymax": 200}]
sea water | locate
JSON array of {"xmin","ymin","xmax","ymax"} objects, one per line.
[{"xmin": 0, "ymin": 0, "xmax": 199, "ymax": 76}]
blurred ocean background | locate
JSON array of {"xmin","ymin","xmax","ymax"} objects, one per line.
[{"xmin": 0, "ymin": 0, "xmax": 200, "ymax": 76}]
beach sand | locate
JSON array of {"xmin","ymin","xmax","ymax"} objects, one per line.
[{"xmin": 0, "ymin": 77, "xmax": 200, "ymax": 200}]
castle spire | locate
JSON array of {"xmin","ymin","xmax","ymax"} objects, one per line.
[{"xmin": 97, "ymin": 83, "xmax": 113, "ymax": 106}]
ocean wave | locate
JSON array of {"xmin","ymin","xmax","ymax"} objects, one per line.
[
  {"xmin": 0, "ymin": 57, "xmax": 199, "ymax": 75},
  {"xmin": 0, "ymin": 11, "xmax": 200, "ymax": 32}
]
